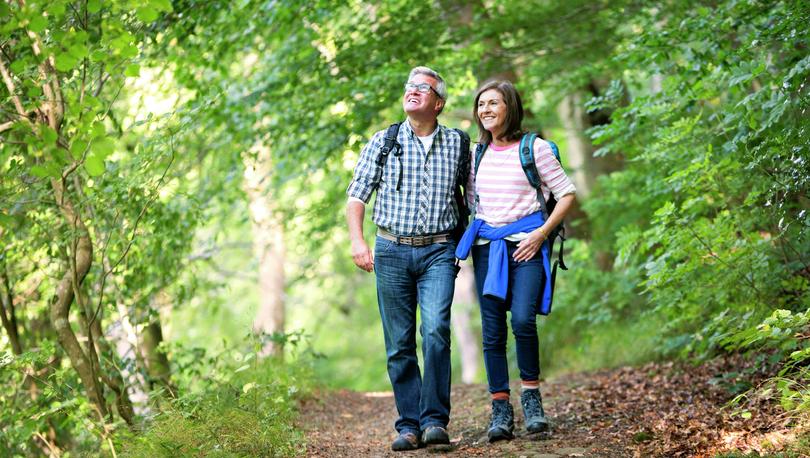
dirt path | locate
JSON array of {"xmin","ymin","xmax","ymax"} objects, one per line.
[{"xmin": 300, "ymin": 359, "xmax": 792, "ymax": 457}]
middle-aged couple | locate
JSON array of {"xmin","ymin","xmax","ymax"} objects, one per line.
[{"xmin": 347, "ymin": 66, "xmax": 576, "ymax": 451}]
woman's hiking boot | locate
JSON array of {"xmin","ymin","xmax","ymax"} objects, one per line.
[
  {"xmin": 520, "ymin": 388, "xmax": 550, "ymax": 433},
  {"xmin": 487, "ymin": 399, "xmax": 515, "ymax": 442}
]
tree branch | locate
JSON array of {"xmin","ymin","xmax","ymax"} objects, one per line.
[
  {"xmin": 685, "ymin": 224, "xmax": 764, "ymax": 301},
  {"xmin": 0, "ymin": 52, "xmax": 27, "ymax": 117},
  {"xmin": 90, "ymin": 137, "xmax": 177, "ymax": 328}
]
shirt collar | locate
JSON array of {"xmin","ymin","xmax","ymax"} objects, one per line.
[{"xmin": 404, "ymin": 119, "xmax": 441, "ymax": 139}]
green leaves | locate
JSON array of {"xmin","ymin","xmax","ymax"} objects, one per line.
[
  {"xmin": 136, "ymin": 0, "xmax": 173, "ymax": 23},
  {"xmin": 124, "ymin": 63, "xmax": 140, "ymax": 77},
  {"xmin": 84, "ymin": 124, "xmax": 116, "ymax": 177},
  {"xmin": 70, "ymin": 140, "xmax": 86, "ymax": 160},
  {"xmin": 136, "ymin": 7, "xmax": 159, "ymax": 23},
  {"xmin": 55, "ymin": 53, "xmax": 79, "ymax": 72},
  {"xmin": 109, "ymin": 31, "xmax": 139, "ymax": 59},
  {"xmin": 28, "ymin": 14, "xmax": 48, "ymax": 33},
  {"xmin": 571, "ymin": 0, "xmax": 810, "ymax": 369}
]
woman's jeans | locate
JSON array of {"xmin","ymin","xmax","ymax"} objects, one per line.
[
  {"xmin": 374, "ymin": 236, "xmax": 458, "ymax": 435},
  {"xmin": 472, "ymin": 241, "xmax": 543, "ymax": 394}
]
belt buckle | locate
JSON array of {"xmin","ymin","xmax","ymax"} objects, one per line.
[{"xmin": 412, "ymin": 235, "xmax": 427, "ymax": 246}]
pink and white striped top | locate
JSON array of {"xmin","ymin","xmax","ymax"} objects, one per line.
[{"xmin": 468, "ymin": 138, "xmax": 576, "ymax": 227}]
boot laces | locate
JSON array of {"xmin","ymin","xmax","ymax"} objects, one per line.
[
  {"xmin": 490, "ymin": 401, "xmax": 512, "ymax": 427},
  {"xmin": 521, "ymin": 390, "xmax": 544, "ymax": 418}
]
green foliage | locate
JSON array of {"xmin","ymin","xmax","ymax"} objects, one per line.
[
  {"xmin": 724, "ymin": 310, "xmax": 810, "ymax": 420},
  {"xmin": 565, "ymin": 0, "xmax": 810, "ymax": 421},
  {"xmin": 539, "ymin": 240, "xmax": 662, "ymax": 374},
  {"xmin": 714, "ymin": 431, "xmax": 810, "ymax": 458},
  {"xmin": 0, "ymin": 346, "xmax": 117, "ymax": 455},
  {"xmin": 2, "ymin": 0, "xmax": 810, "ymax": 453},
  {"xmin": 117, "ymin": 336, "xmax": 314, "ymax": 457}
]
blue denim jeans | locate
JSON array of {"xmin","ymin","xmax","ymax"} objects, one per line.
[
  {"xmin": 472, "ymin": 241, "xmax": 543, "ymax": 394},
  {"xmin": 374, "ymin": 235, "xmax": 458, "ymax": 435}
]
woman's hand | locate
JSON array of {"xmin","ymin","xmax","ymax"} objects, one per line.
[{"xmin": 513, "ymin": 228, "xmax": 547, "ymax": 262}]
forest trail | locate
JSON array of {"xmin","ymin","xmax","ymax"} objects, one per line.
[{"xmin": 300, "ymin": 358, "xmax": 791, "ymax": 457}]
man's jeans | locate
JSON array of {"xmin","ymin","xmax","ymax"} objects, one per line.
[
  {"xmin": 374, "ymin": 235, "xmax": 458, "ymax": 435},
  {"xmin": 472, "ymin": 241, "xmax": 543, "ymax": 394}
]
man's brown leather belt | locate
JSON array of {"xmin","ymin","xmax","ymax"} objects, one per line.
[{"xmin": 378, "ymin": 229, "xmax": 451, "ymax": 246}]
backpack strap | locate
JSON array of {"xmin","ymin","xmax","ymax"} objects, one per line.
[
  {"xmin": 451, "ymin": 128, "xmax": 471, "ymax": 213},
  {"xmin": 472, "ymin": 143, "xmax": 487, "ymax": 218},
  {"xmin": 452, "ymin": 128, "xmax": 471, "ymax": 189},
  {"xmin": 451, "ymin": 129, "xmax": 471, "ymax": 241},
  {"xmin": 546, "ymin": 136, "xmax": 568, "ymax": 264},
  {"xmin": 547, "ymin": 140, "xmax": 561, "ymax": 162},
  {"xmin": 375, "ymin": 122, "xmax": 403, "ymax": 190},
  {"xmin": 473, "ymin": 142, "xmax": 487, "ymax": 176},
  {"xmin": 518, "ymin": 133, "xmax": 550, "ymax": 220},
  {"xmin": 519, "ymin": 133, "xmax": 569, "ymax": 282}
]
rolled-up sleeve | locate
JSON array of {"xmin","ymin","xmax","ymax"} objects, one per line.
[
  {"xmin": 536, "ymin": 140, "xmax": 576, "ymax": 200},
  {"xmin": 347, "ymin": 131, "xmax": 384, "ymax": 203}
]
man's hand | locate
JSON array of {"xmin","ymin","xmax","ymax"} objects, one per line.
[
  {"xmin": 347, "ymin": 200, "xmax": 374, "ymax": 272},
  {"xmin": 351, "ymin": 238, "xmax": 374, "ymax": 272}
]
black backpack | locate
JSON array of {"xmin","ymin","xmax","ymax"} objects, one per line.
[
  {"xmin": 375, "ymin": 122, "xmax": 471, "ymax": 241},
  {"xmin": 473, "ymin": 132, "xmax": 569, "ymax": 310}
]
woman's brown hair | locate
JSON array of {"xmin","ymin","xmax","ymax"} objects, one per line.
[{"xmin": 473, "ymin": 80, "xmax": 524, "ymax": 145}]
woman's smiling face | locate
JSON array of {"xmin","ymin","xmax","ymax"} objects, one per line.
[{"xmin": 477, "ymin": 89, "xmax": 507, "ymax": 137}]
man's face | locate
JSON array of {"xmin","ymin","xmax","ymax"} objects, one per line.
[{"xmin": 402, "ymin": 74, "xmax": 444, "ymax": 118}]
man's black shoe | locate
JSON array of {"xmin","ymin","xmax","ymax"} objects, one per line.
[
  {"xmin": 487, "ymin": 399, "xmax": 515, "ymax": 442},
  {"xmin": 422, "ymin": 425, "xmax": 450, "ymax": 445},
  {"xmin": 391, "ymin": 432, "xmax": 420, "ymax": 451},
  {"xmin": 520, "ymin": 388, "xmax": 550, "ymax": 433}
]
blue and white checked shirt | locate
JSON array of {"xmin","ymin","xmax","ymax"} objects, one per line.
[{"xmin": 347, "ymin": 120, "xmax": 466, "ymax": 236}]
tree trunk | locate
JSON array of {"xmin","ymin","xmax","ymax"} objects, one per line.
[
  {"xmin": 84, "ymin": 293, "xmax": 134, "ymax": 425},
  {"xmin": 139, "ymin": 293, "xmax": 174, "ymax": 397},
  {"xmin": 49, "ymin": 179, "xmax": 109, "ymax": 420},
  {"xmin": 557, "ymin": 83, "xmax": 625, "ymax": 268},
  {"xmin": 452, "ymin": 262, "xmax": 480, "ymax": 384},
  {"xmin": 558, "ymin": 91, "xmax": 596, "ymax": 199},
  {"xmin": 243, "ymin": 146, "xmax": 286, "ymax": 358},
  {"xmin": 141, "ymin": 321, "xmax": 173, "ymax": 389},
  {"xmin": 0, "ymin": 258, "xmax": 23, "ymax": 355},
  {"xmin": 105, "ymin": 301, "xmax": 152, "ymax": 418}
]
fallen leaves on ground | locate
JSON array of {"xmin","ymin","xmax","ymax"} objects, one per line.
[{"xmin": 299, "ymin": 355, "xmax": 803, "ymax": 457}]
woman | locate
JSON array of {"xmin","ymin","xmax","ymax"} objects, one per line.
[{"xmin": 455, "ymin": 80, "xmax": 576, "ymax": 442}]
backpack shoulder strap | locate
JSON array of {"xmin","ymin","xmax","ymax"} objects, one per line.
[
  {"xmin": 518, "ymin": 132, "xmax": 550, "ymax": 219},
  {"xmin": 452, "ymin": 128, "xmax": 470, "ymax": 186},
  {"xmin": 518, "ymin": 133, "xmax": 542, "ymax": 189},
  {"xmin": 546, "ymin": 139, "xmax": 561, "ymax": 163},
  {"xmin": 474, "ymin": 143, "xmax": 487, "ymax": 175},
  {"xmin": 375, "ymin": 122, "xmax": 402, "ymax": 167}
]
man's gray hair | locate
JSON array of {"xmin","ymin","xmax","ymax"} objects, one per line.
[{"xmin": 408, "ymin": 66, "xmax": 447, "ymax": 100}]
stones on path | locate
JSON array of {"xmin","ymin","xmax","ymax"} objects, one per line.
[
  {"xmin": 516, "ymin": 447, "xmax": 589, "ymax": 458},
  {"xmin": 553, "ymin": 446, "xmax": 588, "ymax": 456}
]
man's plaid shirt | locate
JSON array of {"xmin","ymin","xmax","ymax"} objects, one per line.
[{"xmin": 347, "ymin": 121, "xmax": 466, "ymax": 236}]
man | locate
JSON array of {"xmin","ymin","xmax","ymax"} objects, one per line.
[{"xmin": 346, "ymin": 66, "xmax": 467, "ymax": 451}]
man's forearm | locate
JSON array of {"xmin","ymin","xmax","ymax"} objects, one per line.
[{"xmin": 347, "ymin": 200, "xmax": 367, "ymax": 242}]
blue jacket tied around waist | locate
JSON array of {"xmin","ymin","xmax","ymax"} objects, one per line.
[{"xmin": 455, "ymin": 212, "xmax": 553, "ymax": 315}]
